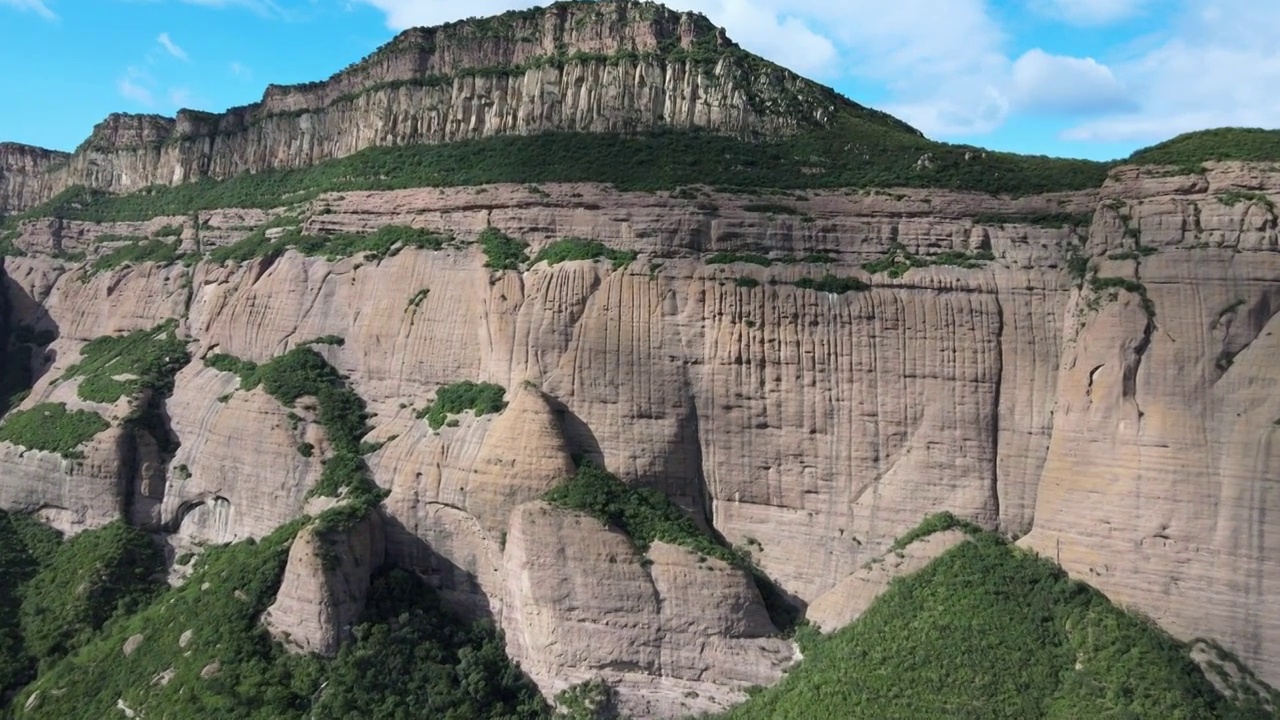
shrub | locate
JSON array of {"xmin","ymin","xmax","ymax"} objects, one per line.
[
  {"xmin": 88, "ymin": 237, "xmax": 183, "ymax": 274},
  {"xmin": 741, "ymin": 202, "xmax": 804, "ymax": 216},
  {"xmin": 0, "ymin": 403, "xmax": 109, "ymax": 458},
  {"xmin": 735, "ymin": 277, "xmax": 761, "ymax": 288},
  {"xmin": 532, "ymin": 237, "xmax": 636, "ymax": 269},
  {"xmin": 792, "ymin": 275, "xmax": 869, "ymax": 294},
  {"xmin": 479, "ymin": 228, "xmax": 529, "ymax": 271},
  {"xmin": 61, "ymin": 320, "xmax": 190, "ymax": 404},
  {"xmin": 417, "ymin": 381, "xmax": 508, "ymax": 430},
  {"xmin": 706, "ymin": 251, "xmax": 772, "ymax": 267}
]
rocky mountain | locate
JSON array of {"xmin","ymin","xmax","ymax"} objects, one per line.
[
  {"xmin": 0, "ymin": 0, "xmax": 910, "ymax": 215},
  {"xmin": 1, "ymin": 1, "xmax": 1279, "ymax": 718}
]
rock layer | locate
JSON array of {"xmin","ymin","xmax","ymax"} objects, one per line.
[{"xmin": 1, "ymin": 161, "xmax": 1279, "ymax": 705}]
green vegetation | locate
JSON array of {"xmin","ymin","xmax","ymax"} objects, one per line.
[
  {"xmin": 60, "ymin": 320, "xmax": 190, "ymax": 404},
  {"xmin": 1090, "ymin": 275, "xmax": 1156, "ymax": 321},
  {"xmin": 554, "ymin": 679, "xmax": 617, "ymax": 720},
  {"xmin": 204, "ymin": 347, "xmax": 382, "ymax": 503},
  {"xmin": 87, "ymin": 235, "xmax": 183, "ymax": 274},
  {"xmin": 862, "ymin": 242, "xmax": 996, "ymax": 278},
  {"xmin": 741, "ymin": 202, "xmax": 804, "ymax": 216},
  {"xmin": 3, "ymin": 516, "xmax": 547, "ymax": 719},
  {"xmin": 734, "ymin": 277, "xmax": 761, "ymax": 289},
  {"xmin": 888, "ymin": 511, "xmax": 981, "ymax": 552},
  {"xmin": 1108, "ymin": 246, "xmax": 1159, "ymax": 261},
  {"xmin": 0, "ymin": 403, "xmax": 109, "ymax": 459},
  {"xmin": 406, "ymin": 288, "xmax": 430, "ymax": 309},
  {"xmin": 302, "ymin": 334, "xmax": 345, "ymax": 347},
  {"xmin": 722, "ymin": 520, "xmax": 1274, "ymax": 720},
  {"xmin": 791, "ymin": 275, "xmax": 870, "ymax": 294},
  {"xmin": 1130, "ymin": 128, "xmax": 1280, "ymax": 169},
  {"xmin": 479, "ymin": 228, "xmax": 529, "ymax": 271},
  {"xmin": 209, "ymin": 224, "xmax": 453, "ymax": 265},
  {"xmin": 152, "ymin": 224, "xmax": 183, "ymax": 238},
  {"xmin": 707, "ymin": 251, "xmax": 772, "ymax": 267},
  {"xmin": 1216, "ymin": 190, "xmax": 1275, "ymax": 209},
  {"xmin": 531, "ymin": 237, "xmax": 636, "ymax": 269},
  {"xmin": 417, "ymin": 381, "xmax": 508, "ymax": 430},
  {"xmin": 973, "ymin": 211, "xmax": 1094, "ymax": 229},
  {"xmin": 19, "ymin": 521, "xmax": 162, "ymax": 665},
  {"xmin": 0, "ymin": 228, "xmax": 22, "ymax": 258},
  {"xmin": 19, "ymin": 118, "xmax": 1111, "ymax": 225}
]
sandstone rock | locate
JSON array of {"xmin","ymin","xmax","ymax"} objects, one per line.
[
  {"xmin": 501, "ymin": 502, "xmax": 794, "ymax": 717},
  {"xmin": 262, "ymin": 508, "xmax": 386, "ymax": 657},
  {"xmin": 178, "ymin": 629, "xmax": 193, "ymax": 649},
  {"xmin": 200, "ymin": 662, "xmax": 221, "ymax": 679}
]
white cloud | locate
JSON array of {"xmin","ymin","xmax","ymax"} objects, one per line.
[
  {"xmin": 157, "ymin": 32, "xmax": 188, "ymax": 60},
  {"xmin": 1010, "ymin": 49, "xmax": 1131, "ymax": 116},
  {"xmin": 117, "ymin": 77, "xmax": 155, "ymax": 106},
  {"xmin": 1039, "ymin": 0, "xmax": 1149, "ymax": 25},
  {"xmin": 0, "ymin": 0, "xmax": 56, "ymax": 19},
  {"xmin": 169, "ymin": 87, "xmax": 192, "ymax": 106},
  {"xmin": 229, "ymin": 61, "xmax": 252, "ymax": 78},
  {"xmin": 1062, "ymin": 0, "xmax": 1280, "ymax": 143}
]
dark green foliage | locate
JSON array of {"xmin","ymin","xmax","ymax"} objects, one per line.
[
  {"xmin": 889, "ymin": 511, "xmax": 981, "ymax": 552},
  {"xmin": 418, "ymin": 381, "xmax": 508, "ymax": 430},
  {"xmin": 1217, "ymin": 298, "xmax": 1247, "ymax": 321},
  {"xmin": 544, "ymin": 463, "xmax": 739, "ymax": 566},
  {"xmin": 1130, "ymin": 128, "xmax": 1280, "ymax": 168},
  {"xmin": 306, "ymin": 568, "xmax": 548, "ymax": 719},
  {"xmin": 0, "ymin": 229, "xmax": 23, "ymax": 258},
  {"xmin": 554, "ymin": 679, "xmax": 617, "ymax": 720},
  {"xmin": 19, "ymin": 120, "xmax": 1111, "ymax": 226},
  {"xmin": 0, "ymin": 512, "xmax": 59, "ymax": 697},
  {"xmin": 741, "ymin": 202, "xmax": 803, "ymax": 216},
  {"xmin": 407, "ymin": 288, "xmax": 430, "ymax": 309},
  {"xmin": 0, "ymin": 403, "xmax": 109, "ymax": 458},
  {"xmin": 532, "ymin": 238, "xmax": 636, "ymax": 269},
  {"xmin": 302, "ymin": 335, "xmax": 345, "ymax": 347},
  {"xmin": 152, "ymin": 224, "xmax": 183, "ymax": 238},
  {"xmin": 205, "ymin": 348, "xmax": 382, "ymax": 503},
  {"xmin": 706, "ymin": 251, "xmax": 772, "ymax": 267},
  {"xmin": 88, "ymin": 236, "xmax": 182, "ymax": 274},
  {"xmin": 791, "ymin": 275, "xmax": 869, "ymax": 294},
  {"xmin": 1216, "ymin": 190, "xmax": 1275, "ymax": 209},
  {"xmin": 11, "ymin": 520, "xmax": 308, "ymax": 718},
  {"xmin": 1108, "ymin": 246, "xmax": 1159, "ymax": 260},
  {"xmin": 18, "ymin": 521, "xmax": 163, "ymax": 666},
  {"xmin": 973, "ymin": 212, "xmax": 1094, "ymax": 229},
  {"xmin": 479, "ymin": 228, "xmax": 529, "ymax": 271},
  {"xmin": 61, "ymin": 320, "xmax": 190, "ymax": 403},
  {"xmin": 734, "ymin": 277, "xmax": 760, "ymax": 288},
  {"xmin": 722, "ymin": 528, "xmax": 1269, "ymax": 719},
  {"xmin": 209, "ymin": 225, "xmax": 452, "ymax": 265},
  {"xmin": 862, "ymin": 243, "xmax": 994, "ymax": 278},
  {"xmin": 1066, "ymin": 245, "xmax": 1092, "ymax": 285}
]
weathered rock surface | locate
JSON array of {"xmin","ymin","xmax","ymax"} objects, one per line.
[
  {"xmin": 0, "ymin": 0, "xmax": 896, "ymax": 213},
  {"xmin": 501, "ymin": 501, "xmax": 794, "ymax": 717},
  {"xmin": 2, "ymin": 161, "xmax": 1280, "ymax": 703},
  {"xmin": 263, "ymin": 509, "xmax": 386, "ymax": 657}
]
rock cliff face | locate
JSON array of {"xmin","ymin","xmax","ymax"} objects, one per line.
[
  {"xmin": 0, "ymin": 0, "xmax": 897, "ymax": 214},
  {"xmin": 3, "ymin": 159, "xmax": 1278, "ymax": 711}
]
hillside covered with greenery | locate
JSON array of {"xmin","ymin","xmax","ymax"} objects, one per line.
[
  {"xmin": 1128, "ymin": 128, "xmax": 1280, "ymax": 169},
  {"xmin": 719, "ymin": 518, "xmax": 1278, "ymax": 720}
]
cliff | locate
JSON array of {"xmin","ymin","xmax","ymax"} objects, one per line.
[
  {"xmin": 0, "ymin": 0, "xmax": 908, "ymax": 214},
  {"xmin": 2, "ymin": 156, "xmax": 1279, "ymax": 714}
]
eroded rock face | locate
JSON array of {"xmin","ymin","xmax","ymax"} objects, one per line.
[
  {"xmin": 501, "ymin": 501, "xmax": 795, "ymax": 717},
  {"xmin": 2, "ymin": 162, "xmax": 1280, "ymax": 699},
  {"xmin": 263, "ymin": 510, "xmax": 386, "ymax": 657}
]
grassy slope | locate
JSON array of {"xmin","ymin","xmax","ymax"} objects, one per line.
[
  {"xmin": 1129, "ymin": 128, "xmax": 1280, "ymax": 168},
  {"xmin": 720, "ymin": 525, "xmax": 1277, "ymax": 720}
]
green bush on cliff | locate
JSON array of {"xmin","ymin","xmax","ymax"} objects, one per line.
[
  {"xmin": 0, "ymin": 403, "xmax": 110, "ymax": 458},
  {"xmin": 208, "ymin": 224, "xmax": 453, "ymax": 265},
  {"xmin": 0, "ymin": 511, "xmax": 60, "ymax": 697},
  {"xmin": 532, "ymin": 237, "xmax": 636, "ymax": 269},
  {"xmin": 791, "ymin": 274, "xmax": 869, "ymax": 294},
  {"xmin": 1129, "ymin": 128, "xmax": 1280, "ymax": 168},
  {"xmin": 720, "ymin": 523, "xmax": 1273, "ymax": 720},
  {"xmin": 479, "ymin": 228, "xmax": 529, "ymax": 271},
  {"xmin": 417, "ymin": 381, "xmax": 508, "ymax": 430},
  {"xmin": 88, "ymin": 236, "xmax": 183, "ymax": 274},
  {"xmin": 61, "ymin": 319, "xmax": 190, "ymax": 404}
]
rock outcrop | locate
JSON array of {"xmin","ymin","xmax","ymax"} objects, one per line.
[
  {"xmin": 2, "ymin": 160, "xmax": 1280, "ymax": 708},
  {"xmin": 263, "ymin": 509, "xmax": 386, "ymax": 657},
  {"xmin": 0, "ymin": 0, "xmax": 904, "ymax": 214}
]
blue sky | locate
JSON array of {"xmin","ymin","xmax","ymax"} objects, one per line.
[{"xmin": 1, "ymin": 0, "xmax": 1276, "ymax": 161}]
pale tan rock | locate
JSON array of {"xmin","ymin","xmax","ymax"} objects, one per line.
[
  {"xmin": 501, "ymin": 502, "xmax": 794, "ymax": 717},
  {"xmin": 807, "ymin": 529, "xmax": 970, "ymax": 633},
  {"xmin": 122, "ymin": 634, "xmax": 144, "ymax": 657},
  {"xmin": 262, "ymin": 509, "xmax": 385, "ymax": 657}
]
